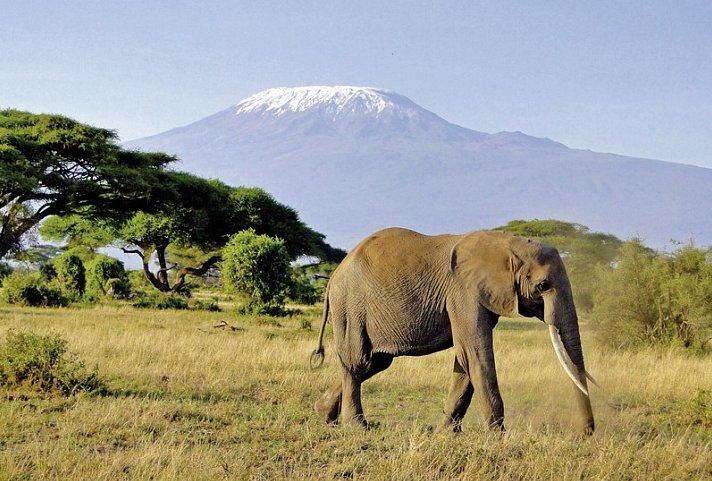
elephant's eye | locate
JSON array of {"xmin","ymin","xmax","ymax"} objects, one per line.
[{"xmin": 535, "ymin": 280, "xmax": 550, "ymax": 293}]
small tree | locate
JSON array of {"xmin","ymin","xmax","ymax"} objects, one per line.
[
  {"xmin": 85, "ymin": 255, "xmax": 130, "ymax": 301},
  {"xmin": 222, "ymin": 230, "xmax": 292, "ymax": 314},
  {"xmin": 51, "ymin": 252, "xmax": 85, "ymax": 302}
]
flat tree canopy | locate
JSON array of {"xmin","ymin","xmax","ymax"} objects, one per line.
[{"xmin": 0, "ymin": 109, "xmax": 176, "ymax": 259}]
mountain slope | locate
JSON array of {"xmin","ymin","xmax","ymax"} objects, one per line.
[{"xmin": 123, "ymin": 86, "xmax": 712, "ymax": 250}]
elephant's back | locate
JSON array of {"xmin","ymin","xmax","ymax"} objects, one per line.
[
  {"xmin": 331, "ymin": 227, "xmax": 458, "ymax": 287},
  {"xmin": 351, "ymin": 227, "xmax": 426, "ymax": 253},
  {"xmin": 347, "ymin": 227, "xmax": 455, "ymax": 270}
]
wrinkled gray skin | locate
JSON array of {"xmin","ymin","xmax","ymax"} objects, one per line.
[{"xmin": 311, "ymin": 227, "xmax": 594, "ymax": 434}]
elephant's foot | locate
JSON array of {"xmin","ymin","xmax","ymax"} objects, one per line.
[
  {"xmin": 580, "ymin": 419, "xmax": 595, "ymax": 436},
  {"xmin": 341, "ymin": 412, "xmax": 369, "ymax": 429},
  {"xmin": 314, "ymin": 390, "xmax": 341, "ymax": 424},
  {"xmin": 486, "ymin": 418, "xmax": 506, "ymax": 433},
  {"xmin": 437, "ymin": 416, "xmax": 465, "ymax": 434}
]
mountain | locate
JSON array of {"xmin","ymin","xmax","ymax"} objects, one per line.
[{"xmin": 123, "ymin": 86, "xmax": 712, "ymax": 250}]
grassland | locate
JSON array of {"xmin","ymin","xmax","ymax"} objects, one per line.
[{"xmin": 0, "ymin": 304, "xmax": 710, "ymax": 480}]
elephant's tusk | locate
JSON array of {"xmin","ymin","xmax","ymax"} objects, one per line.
[
  {"xmin": 585, "ymin": 370, "xmax": 600, "ymax": 388},
  {"xmin": 548, "ymin": 325, "xmax": 589, "ymax": 397}
]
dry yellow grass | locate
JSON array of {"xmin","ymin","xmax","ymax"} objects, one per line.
[{"xmin": 0, "ymin": 304, "xmax": 710, "ymax": 480}]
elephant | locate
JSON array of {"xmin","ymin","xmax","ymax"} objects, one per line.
[{"xmin": 310, "ymin": 227, "xmax": 596, "ymax": 434}]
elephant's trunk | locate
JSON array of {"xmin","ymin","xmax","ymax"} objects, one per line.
[{"xmin": 544, "ymin": 289, "xmax": 595, "ymax": 434}]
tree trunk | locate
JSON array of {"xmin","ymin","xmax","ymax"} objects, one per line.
[
  {"xmin": 122, "ymin": 246, "xmax": 171, "ymax": 292},
  {"xmin": 155, "ymin": 244, "xmax": 170, "ymax": 290},
  {"xmin": 122, "ymin": 247, "xmax": 220, "ymax": 293}
]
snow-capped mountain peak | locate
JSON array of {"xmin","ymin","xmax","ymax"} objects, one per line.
[
  {"xmin": 234, "ymin": 86, "xmax": 405, "ymax": 118},
  {"xmin": 223, "ymin": 85, "xmax": 486, "ymax": 142},
  {"xmin": 123, "ymin": 86, "xmax": 712, "ymax": 250}
]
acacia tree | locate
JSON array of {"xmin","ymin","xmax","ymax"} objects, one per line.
[
  {"xmin": 41, "ymin": 174, "xmax": 230, "ymax": 293},
  {"xmin": 224, "ymin": 186, "xmax": 346, "ymax": 261},
  {"xmin": 119, "ymin": 212, "xmax": 223, "ymax": 293},
  {"xmin": 41, "ymin": 211, "xmax": 214, "ymax": 293},
  {"xmin": 0, "ymin": 109, "xmax": 177, "ymax": 259}
]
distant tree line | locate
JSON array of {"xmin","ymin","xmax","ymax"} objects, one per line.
[{"xmin": 498, "ymin": 219, "xmax": 712, "ymax": 352}]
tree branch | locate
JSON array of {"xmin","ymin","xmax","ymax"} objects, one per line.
[
  {"xmin": 157, "ymin": 263, "xmax": 177, "ymax": 275},
  {"xmin": 171, "ymin": 255, "xmax": 221, "ymax": 293},
  {"xmin": 121, "ymin": 247, "xmax": 145, "ymax": 258}
]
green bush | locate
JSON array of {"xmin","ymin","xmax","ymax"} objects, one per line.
[
  {"xmin": 131, "ymin": 290, "xmax": 189, "ymax": 310},
  {"xmin": 0, "ymin": 272, "xmax": 68, "ymax": 307},
  {"xmin": 0, "ymin": 330, "xmax": 106, "ymax": 395},
  {"xmin": 85, "ymin": 254, "xmax": 130, "ymax": 301},
  {"xmin": 288, "ymin": 262, "xmax": 337, "ymax": 305},
  {"xmin": 289, "ymin": 266, "xmax": 320, "ymax": 305},
  {"xmin": 222, "ymin": 229, "xmax": 292, "ymax": 314},
  {"xmin": 51, "ymin": 252, "xmax": 86, "ymax": 301},
  {"xmin": 0, "ymin": 263, "xmax": 11, "ymax": 285},
  {"xmin": 592, "ymin": 239, "xmax": 712, "ymax": 350}
]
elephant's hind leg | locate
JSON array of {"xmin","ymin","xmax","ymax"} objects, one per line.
[
  {"xmin": 440, "ymin": 357, "xmax": 475, "ymax": 432},
  {"xmin": 315, "ymin": 379, "xmax": 342, "ymax": 424},
  {"xmin": 332, "ymin": 353, "xmax": 394, "ymax": 428},
  {"xmin": 340, "ymin": 371, "xmax": 367, "ymax": 427}
]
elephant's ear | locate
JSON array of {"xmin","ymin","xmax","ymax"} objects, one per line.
[{"xmin": 450, "ymin": 232, "xmax": 521, "ymax": 317}]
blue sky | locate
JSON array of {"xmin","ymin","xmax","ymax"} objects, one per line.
[{"xmin": 3, "ymin": 0, "xmax": 711, "ymax": 168}]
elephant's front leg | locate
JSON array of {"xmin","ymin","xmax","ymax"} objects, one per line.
[
  {"xmin": 468, "ymin": 338, "xmax": 505, "ymax": 431},
  {"xmin": 440, "ymin": 358, "xmax": 475, "ymax": 432},
  {"xmin": 451, "ymin": 307, "xmax": 505, "ymax": 431}
]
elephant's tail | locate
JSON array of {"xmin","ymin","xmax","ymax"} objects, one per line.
[{"xmin": 310, "ymin": 284, "xmax": 330, "ymax": 369}]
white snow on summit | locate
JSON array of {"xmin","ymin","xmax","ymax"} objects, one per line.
[{"xmin": 234, "ymin": 86, "xmax": 411, "ymax": 118}]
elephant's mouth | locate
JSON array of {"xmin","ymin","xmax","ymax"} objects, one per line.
[{"xmin": 517, "ymin": 296, "xmax": 544, "ymax": 319}]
